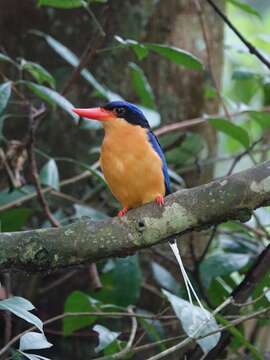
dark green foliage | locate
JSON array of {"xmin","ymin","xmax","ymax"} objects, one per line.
[{"xmin": 0, "ymin": 1, "xmax": 270, "ymax": 359}]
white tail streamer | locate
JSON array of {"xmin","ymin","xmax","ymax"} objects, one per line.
[{"xmin": 169, "ymin": 240, "xmax": 209, "ymax": 317}]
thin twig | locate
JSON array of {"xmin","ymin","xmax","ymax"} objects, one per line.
[
  {"xmin": 206, "ymin": 0, "xmax": 270, "ymax": 70},
  {"xmin": 39, "ymin": 270, "xmax": 78, "ymax": 295},
  {"xmin": 227, "ymin": 138, "xmax": 262, "ymax": 176},
  {"xmin": 132, "ymin": 334, "xmax": 185, "ymax": 355},
  {"xmin": 252, "ymin": 211, "xmax": 270, "ymax": 241},
  {"xmin": 26, "ymin": 106, "xmax": 60, "ymax": 227},
  {"xmin": 155, "ymin": 106, "xmax": 270, "ymax": 137},
  {"xmin": 61, "ymin": 34, "xmax": 105, "ymax": 95},
  {"xmin": 27, "ymin": 109, "xmax": 101, "ymax": 289},
  {"xmin": 0, "ymin": 168, "xmax": 96, "ymax": 213},
  {"xmin": 0, "ymin": 310, "xmax": 175, "ymax": 358},
  {"xmin": 50, "ymin": 190, "xmax": 88, "ymax": 206},
  {"xmin": 201, "ymin": 243, "xmax": 270, "ymax": 359},
  {"xmin": 232, "ymin": 289, "xmax": 269, "ymax": 308},
  {"xmin": 83, "ymin": 4, "xmax": 106, "ymax": 37},
  {"xmin": 178, "ymin": 144, "xmax": 270, "ymax": 177},
  {"xmin": 136, "ymin": 306, "xmax": 269, "ymax": 359},
  {"xmin": 3, "ymin": 274, "xmax": 12, "ymax": 345},
  {"xmin": 96, "ymin": 306, "xmax": 138, "ymax": 360},
  {"xmin": 198, "ymin": 226, "xmax": 217, "ymax": 264},
  {"xmin": 146, "ymin": 297, "xmax": 233, "ymax": 360},
  {"xmin": 134, "ymin": 305, "xmax": 172, "ymax": 348}
]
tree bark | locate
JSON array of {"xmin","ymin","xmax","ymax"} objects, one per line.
[{"xmin": 1, "ymin": 161, "xmax": 270, "ymax": 272}]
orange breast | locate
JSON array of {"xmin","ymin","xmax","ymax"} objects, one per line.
[{"xmin": 100, "ymin": 119, "xmax": 165, "ymax": 208}]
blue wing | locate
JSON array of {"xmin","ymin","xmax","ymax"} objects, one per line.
[{"xmin": 147, "ymin": 130, "xmax": 171, "ymax": 195}]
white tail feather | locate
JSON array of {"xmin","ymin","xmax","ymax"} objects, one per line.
[{"xmin": 169, "ymin": 240, "xmax": 209, "ymax": 316}]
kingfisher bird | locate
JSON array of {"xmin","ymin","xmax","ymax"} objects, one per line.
[
  {"xmin": 73, "ymin": 101, "xmax": 171, "ymax": 217},
  {"xmin": 72, "ymin": 101, "xmax": 207, "ymax": 313}
]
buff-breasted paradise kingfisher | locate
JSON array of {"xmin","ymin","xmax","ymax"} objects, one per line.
[
  {"xmin": 73, "ymin": 101, "xmax": 171, "ymax": 217},
  {"xmin": 72, "ymin": 101, "xmax": 207, "ymax": 313}
]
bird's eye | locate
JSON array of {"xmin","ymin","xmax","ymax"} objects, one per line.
[{"xmin": 116, "ymin": 107, "xmax": 125, "ymax": 116}]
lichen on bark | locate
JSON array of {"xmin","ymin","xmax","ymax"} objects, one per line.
[{"xmin": 1, "ymin": 161, "xmax": 270, "ymax": 273}]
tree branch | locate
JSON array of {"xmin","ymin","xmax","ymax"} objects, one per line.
[
  {"xmin": 1, "ymin": 161, "xmax": 270, "ymax": 272},
  {"xmin": 206, "ymin": 0, "xmax": 270, "ymax": 70}
]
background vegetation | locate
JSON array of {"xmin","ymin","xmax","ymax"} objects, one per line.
[{"xmin": 1, "ymin": 0, "xmax": 270, "ymax": 359}]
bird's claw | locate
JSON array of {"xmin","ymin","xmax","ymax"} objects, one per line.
[
  {"xmin": 155, "ymin": 195, "xmax": 165, "ymax": 206},
  {"xmin": 118, "ymin": 207, "xmax": 129, "ymax": 218}
]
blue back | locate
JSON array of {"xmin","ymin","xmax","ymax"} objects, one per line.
[{"xmin": 147, "ymin": 131, "xmax": 171, "ymax": 195}]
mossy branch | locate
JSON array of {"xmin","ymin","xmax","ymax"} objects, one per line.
[{"xmin": 1, "ymin": 161, "xmax": 270, "ymax": 272}]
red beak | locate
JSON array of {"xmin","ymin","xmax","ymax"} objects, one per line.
[{"xmin": 72, "ymin": 107, "xmax": 115, "ymax": 121}]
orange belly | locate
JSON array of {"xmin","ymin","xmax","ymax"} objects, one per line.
[{"xmin": 100, "ymin": 123, "xmax": 165, "ymax": 208}]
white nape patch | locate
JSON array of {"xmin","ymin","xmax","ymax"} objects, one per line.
[{"xmin": 251, "ymin": 176, "xmax": 270, "ymax": 194}]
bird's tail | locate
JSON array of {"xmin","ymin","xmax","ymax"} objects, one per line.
[{"xmin": 169, "ymin": 240, "xmax": 208, "ymax": 315}]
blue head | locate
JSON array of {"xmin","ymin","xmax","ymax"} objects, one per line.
[
  {"xmin": 103, "ymin": 101, "xmax": 150, "ymax": 128},
  {"xmin": 72, "ymin": 101, "xmax": 150, "ymax": 128}
]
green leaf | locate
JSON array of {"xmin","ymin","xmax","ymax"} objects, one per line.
[
  {"xmin": 19, "ymin": 332, "xmax": 52, "ymax": 351},
  {"xmin": 94, "ymin": 256, "xmax": 142, "ymax": 307},
  {"xmin": 138, "ymin": 311, "xmax": 165, "ymax": 351},
  {"xmin": 40, "ymin": 159, "xmax": 60, "ymax": 191},
  {"xmin": 115, "ymin": 36, "xmax": 203, "ymax": 70},
  {"xmin": 165, "ymin": 132, "xmax": 205, "ymax": 165},
  {"xmin": 132, "ymin": 43, "xmax": 149, "ymax": 60},
  {"xmin": 129, "ymin": 62, "xmax": 156, "ymax": 109},
  {"xmin": 38, "ymin": 0, "xmax": 85, "ymax": 8},
  {"xmin": 0, "ymin": 297, "xmax": 43, "ymax": 332},
  {"xmin": 21, "ymin": 60, "xmax": 55, "ymax": 88},
  {"xmin": 163, "ymin": 290, "xmax": 220, "ymax": 354},
  {"xmin": 204, "ymin": 85, "xmax": 217, "ymax": 99},
  {"xmin": 216, "ymin": 315, "xmax": 264, "ymax": 360},
  {"xmin": 0, "ymin": 82, "xmax": 12, "ymax": 115},
  {"xmin": 146, "ymin": 43, "xmax": 203, "ymax": 71},
  {"xmin": 102, "ymin": 340, "xmax": 126, "ymax": 356},
  {"xmin": 0, "ymin": 53, "xmax": 15, "ymax": 65},
  {"xmin": 114, "ymin": 36, "xmax": 148, "ymax": 60},
  {"xmin": 33, "ymin": 31, "xmax": 122, "ymax": 101},
  {"xmin": 230, "ymin": 76, "xmax": 260, "ymax": 104},
  {"xmin": 232, "ymin": 69, "xmax": 261, "ymax": 81},
  {"xmin": 0, "ymin": 115, "xmax": 6, "ymax": 137},
  {"xmin": 263, "ymin": 81, "xmax": 270, "ymax": 106},
  {"xmin": 248, "ymin": 111, "xmax": 270, "ymax": 129},
  {"xmin": 63, "ymin": 291, "xmax": 97, "ymax": 335},
  {"xmin": 0, "ymin": 208, "xmax": 32, "ymax": 232},
  {"xmin": 251, "ymin": 272, "xmax": 270, "ymax": 311},
  {"xmin": 151, "ymin": 262, "xmax": 180, "ymax": 294},
  {"xmin": 227, "ymin": 0, "xmax": 261, "ymax": 19},
  {"xmin": 74, "ymin": 204, "xmax": 108, "ymax": 220},
  {"xmin": 24, "ymin": 81, "xmax": 79, "ymax": 123},
  {"xmin": 93, "ymin": 324, "xmax": 120, "ymax": 353},
  {"xmin": 0, "ymin": 185, "xmax": 35, "ymax": 206},
  {"xmin": 200, "ymin": 252, "xmax": 250, "ymax": 288},
  {"xmin": 208, "ymin": 118, "xmax": 250, "ymax": 148}
]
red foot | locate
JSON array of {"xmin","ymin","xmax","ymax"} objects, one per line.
[
  {"xmin": 155, "ymin": 195, "xmax": 165, "ymax": 206},
  {"xmin": 118, "ymin": 207, "xmax": 129, "ymax": 218}
]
